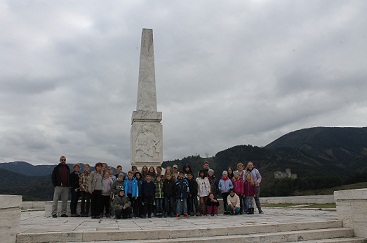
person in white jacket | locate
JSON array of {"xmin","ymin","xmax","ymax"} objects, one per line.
[{"xmin": 196, "ymin": 169, "xmax": 211, "ymax": 215}]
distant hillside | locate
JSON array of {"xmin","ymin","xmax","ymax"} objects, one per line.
[{"xmin": 0, "ymin": 168, "xmax": 53, "ymax": 200}]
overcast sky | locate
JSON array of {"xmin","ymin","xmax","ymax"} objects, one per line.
[{"xmin": 1, "ymin": 1, "xmax": 366, "ymax": 167}]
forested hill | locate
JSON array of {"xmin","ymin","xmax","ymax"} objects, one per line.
[{"xmin": 164, "ymin": 127, "xmax": 367, "ymax": 180}]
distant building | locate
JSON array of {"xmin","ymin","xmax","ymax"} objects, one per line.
[{"xmin": 274, "ymin": 169, "xmax": 297, "ymax": 179}]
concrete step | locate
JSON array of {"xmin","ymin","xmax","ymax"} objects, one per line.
[
  {"xmin": 17, "ymin": 220, "xmax": 357, "ymax": 243},
  {"xmin": 83, "ymin": 228, "xmax": 357, "ymax": 243},
  {"xmin": 289, "ymin": 238, "xmax": 367, "ymax": 243}
]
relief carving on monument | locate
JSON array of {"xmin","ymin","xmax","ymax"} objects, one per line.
[{"xmin": 134, "ymin": 124, "xmax": 161, "ymax": 160}]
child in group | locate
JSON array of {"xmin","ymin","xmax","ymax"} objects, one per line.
[
  {"xmin": 111, "ymin": 173, "xmax": 125, "ymax": 196},
  {"xmin": 196, "ymin": 169, "xmax": 211, "ymax": 216},
  {"xmin": 175, "ymin": 171, "xmax": 189, "ymax": 217},
  {"xmin": 134, "ymin": 172, "xmax": 143, "ymax": 218},
  {"xmin": 154, "ymin": 175, "xmax": 164, "ymax": 217},
  {"xmin": 187, "ymin": 172, "xmax": 199, "ymax": 216},
  {"xmin": 218, "ymin": 171, "xmax": 233, "ymax": 214},
  {"xmin": 227, "ymin": 189, "xmax": 241, "ymax": 215},
  {"xmin": 183, "ymin": 164, "xmax": 193, "ymax": 178},
  {"xmin": 206, "ymin": 192, "xmax": 220, "ymax": 216},
  {"xmin": 163, "ymin": 173, "xmax": 176, "ymax": 217},
  {"xmin": 142, "ymin": 174, "xmax": 156, "ymax": 218},
  {"xmin": 101, "ymin": 171, "xmax": 113, "ymax": 217},
  {"xmin": 244, "ymin": 173, "xmax": 257, "ymax": 214},
  {"xmin": 112, "ymin": 189, "xmax": 133, "ymax": 219},
  {"xmin": 207, "ymin": 169, "xmax": 218, "ymax": 197},
  {"xmin": 148, "ymin": 166, "xmax": 157, "ymax": 181},
  {"xmin": 232, "ymin": 171, "xmax": 245, "ymax": 214},
  {"xmin": 123, "ymin": 171, "xmax": 138, "ymax": 209}
]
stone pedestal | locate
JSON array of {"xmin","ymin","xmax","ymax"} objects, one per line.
[
  {"xmin": 0, "ymin": 195, "xmax": 22, "ymax": 243},
  {"xmin": 334, "ymin": 188, "xmax": 367, "ymax": 237}
]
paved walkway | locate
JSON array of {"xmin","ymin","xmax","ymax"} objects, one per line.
[{"xmin": 20, "ymin": 208, "xmax": 337, "ymax": 234}]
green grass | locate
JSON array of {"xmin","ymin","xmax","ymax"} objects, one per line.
[{"xmin": 293, "ymin": 182, "xmax": 367, "ymax": 196}]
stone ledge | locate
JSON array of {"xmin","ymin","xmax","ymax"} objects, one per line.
[
  {"xmin": 0, "ymin": 195, "xmax": 22, "ymax": 209},
  {"xmin": 334, "ymin": 188, "xmax": 367, "ymax": 200}
]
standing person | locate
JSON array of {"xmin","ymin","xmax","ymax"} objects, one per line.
[
  {"xmin": 227, "ymin": 189, "xmax": 241, "ymax": 215},
  {"xmin": 207, "ymin": 169, "xmax": 218, "ymax": 197},
  {"xmin": 244, "ymin": 173, "xmax": 257, "ymax": 214},
  {"xmin": 227, "ymin": 166, "xmax": 235, "ymax": 180},
  {"xmin": 131, "ymin": 165, "xmax": 138, "ymax": 174},
  {"xmin": 133, "ymin": 172, "xmax": 143, "ymax": 218},
  {"xmin": 148, "ymin": 166, "xmax": 157, "ymax": 181},
  {"xmin": 156, "ymin": 166, "xmax": 163, "ymax": 178},
  {"xmin": 51, "ymin": 156, "xmax": 70, "ymax": 218},
  {"xmin": 141, "ymin": 165, "xmax": 149, "ymax": 178},
  {"xmin": 202, "ymin": 161, "xmax": 210, "ymax": 177},
  {"xmin": 115, "ymin": 165, "xmax": 126, "ymax": 179},
  {"xmin": 111, "ymin": 173, "xmax": 125, "ymax": 196},
  {"xmin": 245, "ymin": 161, "xmax": 263, "ymax": 214},
  {"xmin": 108, "ymin": 167, "xmax": 116, "ymax": 181},
  {"xmin": 142, "ymin": 174, "xmax": 156, "ymax": 218},
  {"xmin": 154, "ymin": 175, "xmax": 164, "ymax": 217},
  {"xmin": 172, "ymin": 165, "xmax": 179, "ymax": 179},
  {"xmin": 175, "ymin": 171, "xmax": 189, "ymax": 217},
  {"xmin": 196, "ymin": 170, "xmax": 211, "ymax": 216},
  {"xmin": 236, "ymin": 163, "xmax": 246, "ymax": 181},
  {"xmin": 218, "ymin": 171, "xmax": 233, "ymax": 214},
  {"xmin": 79, "ymin": 164, "xmax": 91, "ymax": 217},
  {"xmin": 187, "ymin": 172, "xmax": 199, "ymax": 216},
  {"xmin": 70, "ymin": 164, "xmax": 81, "ymax": 217},
  {"xmin": 206, "ymin": 192, "xmax": 220, "ymax": 216},
  {"xmin": 123, "ymin": 171, "xmax": 138, "ymax": 203},
  {"xmin": 88, "ymin": 162, "xmax": 103, "ymax": 219},
  {"xmin": 232, "ymin": 171, "xmax": 245, "ymax": 214},
  {"xmin": 163, "ymin": 173, "xmax": 176, "ymax": 217},
  {"xmin": 182, "ymin": 164, "xmax": 192, "ymax": 178},
  {"xmin": 101, "ymin": 171, "xmax": 113, "ymax": 218}
]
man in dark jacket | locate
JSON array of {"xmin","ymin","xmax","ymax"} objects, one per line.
[{"xmin": 51, "ymin": 156, "xmax": 70, "ymax": 218}]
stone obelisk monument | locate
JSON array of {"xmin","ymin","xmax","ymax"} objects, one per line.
[{"xmin": 131, "ymin": 29, "xmax": 163, "ymax": 168}]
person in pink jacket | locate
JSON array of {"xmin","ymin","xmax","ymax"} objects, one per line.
[{"xmin": 232, "ymin": 171, "xmax": 244, "ymax": 214}]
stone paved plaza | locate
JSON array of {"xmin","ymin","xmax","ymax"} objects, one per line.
[{"xmin": 20, "ymin": 208, "xmax": 336, "ymax": 234}]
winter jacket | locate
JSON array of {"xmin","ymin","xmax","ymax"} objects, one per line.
[
  {"xmin": 79, "ymin": 171, "xmax": 90, "ymax": 192},
  {"xmin": 244, "ymin": 181, "xmax": 257, "ymax": 197},
  {"xmin": 88, "ymin": 171, "xmax": 103, "ymax": 193},
  {"xmin": 155, "ymin": 180, "xmax": 164, "ymax": 198},
  {"xmin": 245, "ymin": 168, "xmax": 262, "ymax": 186},
  {"xmin": 112, "ymin": 195, "xmax": 131, "ymax": 211},
  {"xmin": 187, "ymin": 179, "xmax": 198, "ymax": 197},
  {"xmin": 70, "ymin": 171, "xmax": 80, "ymax": 190},
  {"xmin": 206, "ymin": 197, "xmax": 220, "ymax": 207},
  {"xmin": 175, "ymin": 178, "xmax": 189, "ymax": 199},
  {"xmin": 123, "ymin": 178, "xmax": 139, "ymax": 197},
  {"xmin": 111, "ymin": 179, "xmax": 124, "ymax": 195},
  {"xmin": 196, "ymin": 177, "xmax": 211, "ymax": 197},
  {"xmin": 51, "ymin": 163, "xmax": 70, "ymax": 187},
  {"xmin": 232, "ymin": 177, "xmax": 244, "ymax": 195},
  {"xmin": 142, "ymin": 180, "xmax": 156, "ymax": 198},
  {"xmin": 207, "ymin": 175, "xmax": 218, "ymax": 195},
  {"xmin": 163, "ymin": 179, "xmax": 176, "ymax": 198},
  {"xmin": 218, "ymin": 177, "xmax": 233, "ymax": 193}
]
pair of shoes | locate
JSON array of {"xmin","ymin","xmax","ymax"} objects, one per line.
[
  {"xmin": 95, "ymin": 216, "xmax": 101, "ymax": 219},
  {"xmin": 196, "ymin": 212, "xmax": 200, "ymax": 216},
  {"xmin": 184, "ymin": 213, "xmax": 189, "ymax": 217},
  {"xmin": 71, "ymin": 214, "xmax": 80, "ymax": 217},
  {"xmin": 52, "ymin": 214, "xmax": 57, "ymax": 218},
  {"xmin": 148, "ymin": 215, "xmax": 152, "ymax": 218},
  {"xmin": 91, "ymin": 216, "xmax": 96, "ymax": 219},
  {"xmin": 259, "ymin": 210, "xmax": 264, "ymax": 214},
  {"xmin": 60, "ymin": 214, "xmax": 68, "ymax": 217},
  {"xmin": 105, "ymin": 214, "xmax": 111, "ymax": 218},
  {"xmin": 211, "ymin": 214, "xmax": 214, "ymax": 216},
  {"xmin": 176, "ymin": 214, "xmax": 180, "ymax": 217}
]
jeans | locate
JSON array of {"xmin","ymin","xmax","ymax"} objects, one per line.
[
  {"xmin": 176, "ymin": 198, "xmax": 187, "ymax": 215},
  {"xmin": 155, "ymin": 198, "xmax": 164, "ymax": 214},
  {"xmin": 143, "ymin": 196, "xmax": 154, "ymax": 217},
  {"xmin": 101, "ymin": 195, "xmax": 111, "ymax": 216},
  {"xmin": 226, "ymin": 205, "xmax": 241, "ymax": 214},
  {"xmin": 51, "ymin": 186, "xmax": 69, "ymax": 216},
  {"xmin": 115, "ymin": 206, "xmax": 133, "ymax": 219},
  {"xmin": 187, "ymin": 195, "xmax": 198, "ymax": 214},
  {"xmin": 70, "ymin": 188, "xmax": 80, "ymax": 214},
  {"xmin": 255, "ymin": 185, "xmax": 262, "ymax": 212},
  {"xmin": 221, "ymin": 193, "xmax": 229, "ymax": 212},
  {"xmin": 91, "ymin": 190, "xmax": 102, "ymax": 217},
  {"xmin": 134, "ymin": 197, "xmax": 143, "ymax": 217}
]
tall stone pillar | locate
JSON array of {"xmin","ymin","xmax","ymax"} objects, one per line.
[{"xmin": 131, "ymin": 29, "xmax": 163, "ymax": 168}]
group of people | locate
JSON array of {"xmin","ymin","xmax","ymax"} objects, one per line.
[{"xmin": 51, "ymin": 156, "xmax": 263, "ymax": 219}]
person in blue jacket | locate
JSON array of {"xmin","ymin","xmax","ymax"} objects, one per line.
[{"xmin": 123, "ymin": 171, "xmax": 139, "ymax": 210}]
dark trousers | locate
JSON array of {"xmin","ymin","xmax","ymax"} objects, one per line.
[
  {"xmin": 222, "ymin": 193, "xmax": 229, "ymax": 212},
  {"xmin": 101, "ymin": 195, "xmax": 111, "ymax": 216},
  {"xmin": 155, "ymin": 198, "xmax": 164, "ymax": 214},
  {"xmin": 70, "ymin": 189, "xmax": 80, "ymax": 214},
  {"xmin": 115, "ymin": 206, "xmax": 133, "ymax": 219},
  {"xmin": 134, "ymin": 197, "xmax": 143, "ymax": 217},
  {"xmin": 143, "ymin": 196, "xmax": 154, "ymax": 217},
  {"xmin": 187, "ymin": 195, "xmax": 198, "ymax": 215},
  {"xmin": 255, "ymin": 185, "xmax": 262, "ymax": 212},
  {"xmin": 238, "ymin": 194, "xmax": 244, "ymax": 214},
  {"xmin": 164, "ymin": 196, "xmax": 175, "ymax": 216},
  {"xmin": 80, "ymin": 191, "xmax": 90, "ymax": 215},
  {"xmin": 91, "ymin": 190, "xmax": 102, "ymax": 217}
]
